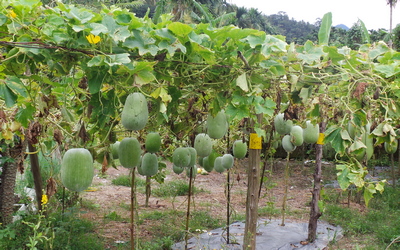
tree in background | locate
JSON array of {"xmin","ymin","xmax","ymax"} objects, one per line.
[
  {"xmin": 393, "ymin": 24, "xmax": 400, "ymax": 49},
  {"xmin": 386, "ymin": 0, "xmax": 398, "ymax": 47}
]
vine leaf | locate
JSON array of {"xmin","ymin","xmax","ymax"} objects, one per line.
[{"xmin": 236, "ymin": 73, "xmax": 248, "ymax": 92}]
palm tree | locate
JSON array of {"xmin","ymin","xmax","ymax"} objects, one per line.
[{"xmin": 386, "ymin": 0, "xmax": 398, "ymax": 47}]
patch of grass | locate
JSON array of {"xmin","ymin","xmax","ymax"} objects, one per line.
[
  {"xmin": 112, "ymin": 175, "xmax": 146, "ymax": 187},
  {"xmin": 322, "ymin": 186, "xmax": 400, "ymax": 249},
  {"xmin": 104, "ymin": 211, "xmax": 126, "ymax": 222},
  {"xmin": 258, "ymin": 202, "xmax": 280, "ymax": 217},
  {"xmin": 139, "ymin": 209, "xmax": 222, "ymax": 243},
  {"xmin": 0, "ymin": 210, "xmax": 104, "ymax": 250},
  {"xmin": 139, "ymin": 236, "xmax": 174, "ymax": 250},
  {"xmin": 152, "ymin": 179, "xmax": 203, "ymax": 197}
]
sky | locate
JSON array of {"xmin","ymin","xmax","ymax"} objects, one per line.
[{"xmin": 228, "ymin": 0, "xmax": 400, "ymax": 30}]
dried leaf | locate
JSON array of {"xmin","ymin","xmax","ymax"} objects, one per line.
[
  {"xmin": 353, "ymin": 82, "xmax": 368, "ymax": 100},
  {"xmin": 53, "ymin": 129, "xmax": 63, "ymax": 145},
  {"xmin": 101, "ymin": 153, "xmax": 109, "ymax": 174},
  {"xmin": 46, "ymin": 177, "xmax": 57, "ymax": 199}
]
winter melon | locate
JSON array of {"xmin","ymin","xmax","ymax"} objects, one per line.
[
  {"xmin": 221, "ymin": 154, "xmax": 234, "ymax": 169},
  {"xmin": 111, "ymin": 141, "xmax": 120, "ymax": 159},
  {"xmin": 203, "ymin": 150, "xmax": 219, "ymax": 172},
  {"xmin": 194, "ymin": 133, "xmax": 212, "ymax": 157},
  {"xmin": 173, "ymin": 147, "xmax": 191, "ymax": 168},
  {"xmin": 121, "ymin": 92, "xmax": 149, "ymax": 131},
  {"xmin": 233, "ymin": 140, "xmax": 247, "ymax": 159},
  {"xmin": 347, "ymin": 121, "xmax": 356, "ymax": 139},
  {"xmin": 207, "ymin": 110, "xmax": 228, "ymax": 139},
  {"xmin": 118, "ymin": 137, "xmax": 141, "ymax": 168},
  {"xmin": 274, "ymin": 113, "xmax": 293, "ymax": 135},
  {"xmin": 385, "ymin": 140, "xmax": 398, "ymax": 155},
  {"xmin": 290, "ymin": 125, "xmax": 303, "ymax": 146},
  {"xmin": 61, "ymin": 148, "xmax": 94, "ymax": 192},
  {"xmin": 187, "ymin": 147, "xmax": 197, "ymax": 167},
  {"xmin": 282, "ymin": 135, "xmax": 296, "ymax": 153},
  {"xmin": 145, "ymin": 132, "xmax": 161, "ymax": 153},
  {"xmin": 141, "ymin": 153, "xmax": 158, "ymax": 176},
  {"xmin": 186, "ymin": 165, "xmax": 197, "ymax": 178},
  {"xmin": 303, "ymin": 121, "xmax": 319, "ymax": 144},
  {"xmin": 214, "ymin": 156, "xmax": 225, "ymax": 173},
  {"xmin": 173, "ymin": 164, "xmax": 184, "ymax": 174}
]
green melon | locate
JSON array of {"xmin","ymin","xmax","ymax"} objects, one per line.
[
  {"xmin": 303, "ymin": 121, "xmax": 319, "ymax": 144},
  {"xmin": 198, "ymin": 157, "xmax": 204, "ymax": 167},
  {"xmin": 194, "ymin": 133, "xmax": 212, "ymax": 157},
  {"xmin": 274, "ymin": 113, "xmax": 293, "ymax": 135},
  {"xmin": 207, "ymin": 110, "xmax": 228, "ymax": 139},
  {"xmin": 282, "ymin": 135, "xmax": 296, "ymax": 153},
  {"xmin": 385, "ymin": 140, "xmax": 398, "ymax": 155},
  {"xmin": 145, "ymin": 132, "xmax": 161, "ymax": 153},
  {"xmin": 141, "ymin": 153, "xmax": 158, "ymax": 176},
  {"xmin": 137, "ymin": 156, "xmax": 145, "ymax": 175},
  {"xmin": 233, "ymin": 140, "xmax": 247, "ymax": 159},
  {"xmin": 214, "ymin": 157, "xmax": 225, "ymax": 173},
  {"xmin": 221, "ymin": 154, "xmax": 234, "ymax": 169},
  {"xmin": 121, "ymin": 92, "xmax": 149, "ymax": 131},
  {"xmin": 61, "ymin": 148, "xmax": 94, "ymax": 192},
  {"xmin": 186, "ymin": 165, "xmax": 197, "ymax": 178},
  {"xmin": 290, "ymin": 125, "xmax": 304, "ymax": 146},
  {"xmin": 347, "ymin": 121, "xmax": 355, "ymax": 139},
  {"xmin": 203, "ymin": 150, "xmax": 219, "ymax": 172},
  {"xmin": 111, "ymin": 141, "xmax": 120, "ymax": 159},
  {"xmin": 173, "ymin": 164, "xmax": 184, "ymax": 174},
  {"xmin": 187, "ymin": 147, "xmax": 197, "ymax": 167},
  {"xmin": 173, "ymin": 147, "xmax": 191, "ymax": 168},
  {"xmin": 118, "ymin": 137, "xmax": 141, "ymax": 168}
]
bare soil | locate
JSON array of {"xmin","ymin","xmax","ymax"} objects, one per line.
[{"xmin": 80, "ymin": 159, "xmax": 358, "ymax": 249}]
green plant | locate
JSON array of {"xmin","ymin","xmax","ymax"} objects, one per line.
[
  {"xmin": 152, "ymin": 179, "xmax": 203, "ymax": 197},
  {"xmin": 112, "ymin": 175, "xmax": 146, "ymax": 188},
  {"xmin": 104, "ymin": 211, "xmax": 126, "ymax": 222}
]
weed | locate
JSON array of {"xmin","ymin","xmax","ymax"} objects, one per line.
[
  {"xmin": 152, "ymin": 179, "xmax": 203, "ymax": 197},
  {"xmin": 104, "ymin": 211, "xmax": 126, "ymax": 222}
]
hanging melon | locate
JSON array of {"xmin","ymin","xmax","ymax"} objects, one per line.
[
  {"xmin": 187, "ymin": 147, "xmax": 197, "ymax": 167},
  {"xmin": 173, "ymin": 164, "xmax": 184, "ymax": 174},
  {"xmin": 221, "ymin": 154, "xmax": 234, "ymax": 169},
  {"xmin": 214, "ymin": 156, "xmax": 225, "ymax": 173},
  {"xmin": 282, "ymin": 135, "xmax": 296, "ymax": 153},
  {"xmin": 207, "ymin": 110, "xmax": 228, "ymax": 139},
  {"xmin": 233, "ymin": 140, "xmax": 247, "ymax": 159},
  {"xmin": 145, "ymin": 132, "xmax": 161, "ymax": 153},
  {"xmin": 303, "ymin": 121, "xmax": 319, "ymax": 144},
  {"xmin": 121, "ymin": 92, "xmax": 149, "ymax": 131},
  {"xmin": 274, "ymin": 113, "xmax": 293, "ymax": 135},
  {"xmin": 141, "ymin": 153, "xmax": 158, "ymax": 176},
  {"xmin": 61, "ymin": 148, "xmax": 94, "ymax": 192},
  {"xmin": 290, "ymin": 125, "xmax": 304, "ymax": 146},
  {"xmin": 194, "ymin": 133, "xmax": 212, "ymax": 157},
  {"xmin": 118, "ymin": 137, "xmax": 141, "ymax": 168},
  {"xmin": 202, "ymin": 150, "xmax": 219, "ymax": 172},
  {"xmin": 173, "ymin": 147, "xmax": 191, "ymax": 168},
  {"xmin": 385, "ymin": 140, "xmax": 398, "ymax": 155},
  {"xmin": 110, "ymin": 141, "xmax": 120, "ymax": 159},
  {"xmin": 186, "ymin": 165, "xmax": 197, "ymax": 178}
]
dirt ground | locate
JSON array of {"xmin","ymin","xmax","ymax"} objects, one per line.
[{"xmin": 81, "ymin": 158, "xmax": 357, "ymax": 249}]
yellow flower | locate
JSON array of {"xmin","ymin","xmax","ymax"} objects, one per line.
[
  {"xmin": 41, "ymin": 194, "xmax": 48, "ymax": 205},
  {"xmin": 86, "ymin": 34, "xmax": 101, "ymax": 44},
  {"xmin": 7, "ymin": 10, "xmax": 17, "ymax": 18}
]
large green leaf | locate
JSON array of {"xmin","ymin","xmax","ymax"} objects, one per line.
[
  {"xmin": 318, "ymin": 12, "xmax": 332, "ymax": 45},
  {"xmin": 0, "ymin": 82, "xmax": 18, "ymax": 107}
]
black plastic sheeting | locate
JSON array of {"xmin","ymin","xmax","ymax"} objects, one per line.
[{"xmin": 173, "ymin": 219, "xmax": 342, "ymax": 250}]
